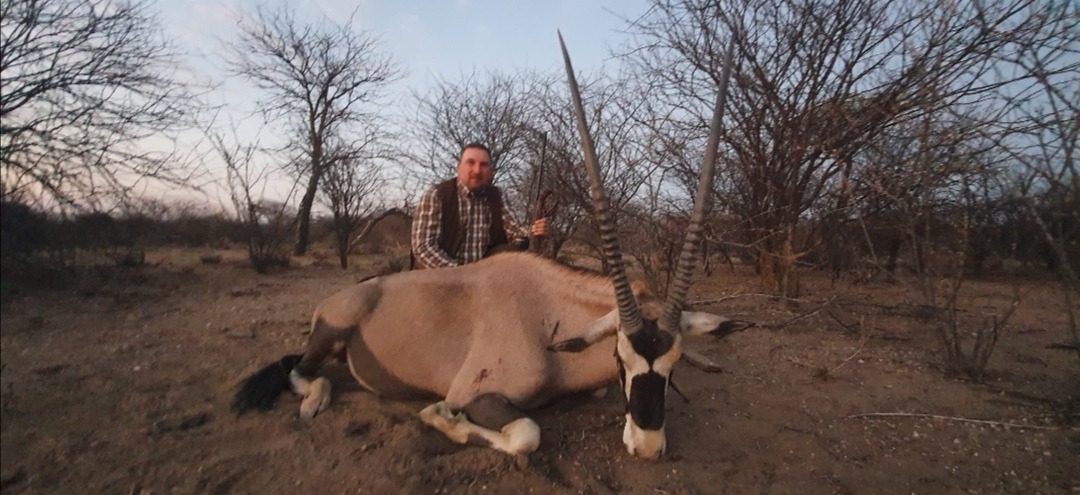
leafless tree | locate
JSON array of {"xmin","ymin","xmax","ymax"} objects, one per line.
[
  {"xmin": 405, "ymin": 65, "xmax": 664, "ymax": 269},
  {"xmin": 525, "ymin": 70, "xmax": 658, "ymax": 268},
  {"xmin": 625, "ymin": 0, "xmax": 1047, "ymax": 297},
  {"xmin": 404, "ymin": 72, "xmax": 534, "ymax": 262},
  {"xmin": 319, "ymin": 128, "xmax": 392, "ymax": 269},
  {"xmin": 224, "ymin": 5, "xmax": 401, "ymax": 256},
  {"xmin": 405, "ymin": 70, "xmax": 539, "ymax": 189},
  {"xmin": 983, "ymin": 0, "xmax": 1079, "ymax": 351},
  {"xmin": 1, "ymin": 0, "xmax": 202, "ymax": 208},
  {"xmin": 208, "ymin": 128, "xmax": 296, "ymax": 274}
]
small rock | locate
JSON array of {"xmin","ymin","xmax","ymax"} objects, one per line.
[
  {"xmin": 25, "ymin": 316, "xmax": 46, "ymax": 331},
  {"xmin": 224, "ymin": 327, "xmax": 255, "ymax": 339},
  {"xmin": 150, "ymin": 412, "xmax": 211, "ymax": 435},
  {"xmin": 0, "ymin": 468, "xmax": 28, "ymax": 490}
]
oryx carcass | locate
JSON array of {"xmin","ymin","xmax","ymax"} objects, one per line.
[{"xmin": 231, "ymin": 33, "xmax": 742, "ymax": 460}]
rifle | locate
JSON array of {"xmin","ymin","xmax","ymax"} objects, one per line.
[{"xmin": 530, "ymin": 132, "xmax": 558, "ymax": 255}]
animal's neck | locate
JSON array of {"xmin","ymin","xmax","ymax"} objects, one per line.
[{"xmin": 543, "ymin": 262, "xmax": 619, "ymax": 312}]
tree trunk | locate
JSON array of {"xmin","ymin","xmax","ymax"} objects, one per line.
[
  {"xmin": 294, "ymin": 172, "xmax": 320, "ymax": 256},
  {"xmin": 778, "ymin": 228, "xmax": 801, "ymax": 299},
  {"xmin": 885, "ymin": 236, "xmax": 902, "ymax": 273},
  {"xmin": 755, "ymin": 228, "xmax": 800, "ymax": 298},
  {"xmin": 337, "ymin": 232, "xmax": 349, "ymax": 269},
  {"xmin": 549, "ymin": 236, "xmax": 565, "ymax": 259}
]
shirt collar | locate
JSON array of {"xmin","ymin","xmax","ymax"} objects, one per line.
[{"xmin": 457, "ymin": 179, "xmax": 492, "ymax": 199}]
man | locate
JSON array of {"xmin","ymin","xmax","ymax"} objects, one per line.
[{"xmin": 411, "ymin": 142, "xmax": 547, "ymax": 269}]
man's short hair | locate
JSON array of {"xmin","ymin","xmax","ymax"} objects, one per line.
[{"xmin": 460, "ymin": 142, "xmax": 491, "ymax": 162}]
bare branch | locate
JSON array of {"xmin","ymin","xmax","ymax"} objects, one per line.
[
  {"xmin": 1, "ymin": 0, "xmax": 205, "ymax": 208},
  {"xmin": 223, "ymin": 4, "xmax": 401, "ymax": 255}
]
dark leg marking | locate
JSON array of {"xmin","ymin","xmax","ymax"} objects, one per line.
[
  {"xmin": 461, "ymin": 394, "xmax": 527, "ymax": 431},
  {"xmin": 548, "ymin": 337, "xmax": 589, "ymax": 353},
  {"xmin": 418, "ymin": 397, "xmax": 541, "ymax": 455},
  {"xmin": 709, "ymin": 319, "xmax": 756, "ymax": 338},
  {"xmin": 295, "ymin": 319, "xmax": 354, "ymax": 377},
  {"xmin": 462, "ymin": 394, "xmax": 528, "ymax": 448}
]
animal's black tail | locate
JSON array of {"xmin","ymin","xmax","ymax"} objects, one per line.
[{"xmin": 231, "ymin": 354, "xmax": 302, "ymax": 415}]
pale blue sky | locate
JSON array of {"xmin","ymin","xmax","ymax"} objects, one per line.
[
  {"xmin": 152, "ymin": 0, "xmax": 654, "ymax": 207},
  {"xmin": 159, "ymin": 0, "xmax": 651, "ymax": 103}
]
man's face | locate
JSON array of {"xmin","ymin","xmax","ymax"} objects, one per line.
[{"xmin": 456, "ymin": 147, "xmax": 494, "ymax": 191}]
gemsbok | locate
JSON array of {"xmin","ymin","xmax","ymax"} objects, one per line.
[{"xmin": 231, "ymin": 33, "xmax": 743, "ymax": 460}]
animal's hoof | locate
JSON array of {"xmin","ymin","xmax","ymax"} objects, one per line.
[
  {"xmin": 503, "ymin": 417, "xmax": 541, "ymax": 456},
  {"xmin": 299, "ymin": 377, "xmax": 332, "ymax": 420},
  {"xmin": 299, "ymin": 406, "xmax": 318, "ymax": 421},
  {"xmin": 419, "ymin": 402, "xmax": 455, "ymax": 428}
]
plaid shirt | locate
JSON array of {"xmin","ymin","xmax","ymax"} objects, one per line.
[{"xmin": 411, "ymin": 180, "xmax": 528, "ymax": 268}]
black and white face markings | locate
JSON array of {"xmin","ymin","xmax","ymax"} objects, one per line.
[{"xmin": 615, "ymin": 318, "xmax": 683, "ymax": 459}]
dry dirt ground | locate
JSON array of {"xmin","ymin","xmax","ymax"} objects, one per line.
[{"xmin": 1, "ymin": 248, "xmax": 1077, "ymax": 494}]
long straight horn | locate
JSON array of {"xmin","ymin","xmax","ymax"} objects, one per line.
[
  {"xmin": 558, "ymin": 31, "xmax": 643, "ymax": 335},
  {"xmin": 660, "ymin": 38, "xmax": 737, "ymax": 333}
]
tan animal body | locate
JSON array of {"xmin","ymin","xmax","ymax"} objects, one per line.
[
  {"xmin": 231, "ymin": 32, "xmax": 743, "ymax": 460},
  {"xmin": 232, "ymin": 252, "xmax": 750, "ymax": 457}
]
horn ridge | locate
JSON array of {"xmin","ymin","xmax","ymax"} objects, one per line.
[
  {"xmin": 559, "ymin": 31, "xmax": 643, "ymax": 335},
  {"xmin": 661, "ymin": 38, "xmax": 737, "ymax": 332}
]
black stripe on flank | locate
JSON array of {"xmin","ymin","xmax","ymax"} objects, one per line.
[
  {"xmin": 627, "ymin": 371, "xmax": 667, "ymax": 430},
  {"xmin": 348, "ymin": 330, "xmax": 434, "ymax": 400}
]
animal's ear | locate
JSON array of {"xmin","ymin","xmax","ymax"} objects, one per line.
[
  {"xmin": 548, "ymin": 309, "xmax": 618, "ymax": 353},
  {"xmin": 680, "ymin": 312, "xmax": 755, "ymax": 338},
  {"xmin": 630, "ymin": 280, "xmax": 654, "ymax": 302}
]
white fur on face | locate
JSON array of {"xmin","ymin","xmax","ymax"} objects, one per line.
[
  {"xmin": 623, "ymin": 413, "xmax": 667, "ymax": 459},
  {"xmin": 616, "ymin": 331, "xmax": 682, "ymax": 459}
]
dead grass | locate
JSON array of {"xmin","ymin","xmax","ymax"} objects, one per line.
[{"xmin": 0, "ymin": 248, "xmax": 1076, "ymax": 494}]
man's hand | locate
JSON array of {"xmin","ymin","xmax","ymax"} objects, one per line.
[{"xmin": 530, "ymin": 217, "xmax": 548, "ymax": 237}]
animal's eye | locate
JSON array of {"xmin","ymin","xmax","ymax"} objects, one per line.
[{"xmin": 616, "ymin": 357, "xmax": 626, "ymax": 386}]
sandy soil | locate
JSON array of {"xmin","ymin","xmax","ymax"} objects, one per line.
[{"xmin": 1, "ymin": 248, "xmax": 1077, "ymax": 494}]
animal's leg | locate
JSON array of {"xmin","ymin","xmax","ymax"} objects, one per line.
[
  {"xmin": 418, "ymin": 394, "xmax": 540, "ymax": 456},
  {"xmin": 290, "ymin": 373, "xmax": 332, "ymax": 420},
  {"xmin": 289, "ymin": 318, "xmax": 353, "ymax": 420},
  {"xmin": 681, "ymin": 348, "xmax": 724, "ymax": 373}
]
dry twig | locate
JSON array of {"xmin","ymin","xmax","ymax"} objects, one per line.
[
  {"xmin": 830, "ymin": 317, "xmax": 872, "ymax": 374},
  {"xmin": 757, "ymin": 297, "xmax": 838, "ymax": 329},
  {"xmin": 848, "ymin": 412, "xmax": 1058, "ymax": 430},
  {"xmin": 690, "ymin": 291, "xmax": 804, "ymax": 306}
]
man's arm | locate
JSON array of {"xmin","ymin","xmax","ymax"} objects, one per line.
[
  {"xmin": 411, "ymin": 187, "xmax": 458, "ymax": 269},
  {"xmin": 501, "ymin": 206, "xmax": 530, "ymax": 241},
  {"xmin": 502, "ymin": 206, "xmax": 547, "ymax": 241}
]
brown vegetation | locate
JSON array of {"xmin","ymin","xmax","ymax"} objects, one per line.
[{"xmin": 0, "ymin": 247, "xmax": 1076, "ymax": 494}]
